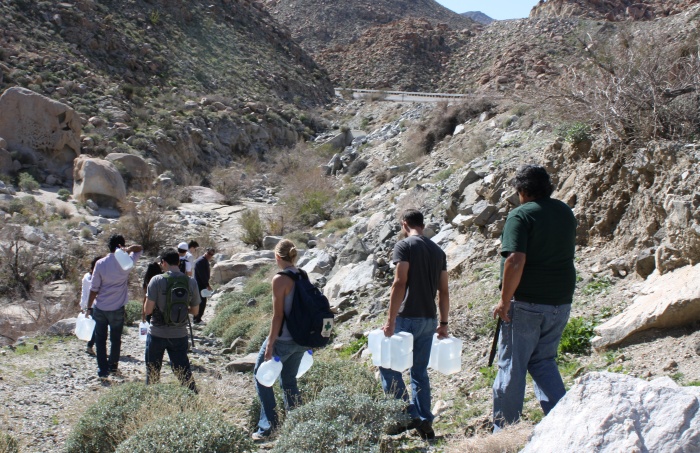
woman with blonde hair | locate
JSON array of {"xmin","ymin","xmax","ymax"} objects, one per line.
[{"xmin": 252, "ymin": 239, "xmax": 308, "ymax": 441}]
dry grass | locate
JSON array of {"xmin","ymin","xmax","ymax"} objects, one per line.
[{"xmin": 444, "ymin": 423, "xmax": 533, "ymax": 453}]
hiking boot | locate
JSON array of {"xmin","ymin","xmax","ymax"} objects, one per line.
[
  {"xmin": 86, "ymin": 345, "xmax": 95, "ymax": 356},
  {"xmin": 416, "ymin": 419, "xmax": 435, "ymax": 440},
  {"xmin": 251, "ymin": 430, "xmax": 271, "ymax": 442},
  {"xmin": 387, "ymin": 418, "xmax": 421, "ymax": 435}
]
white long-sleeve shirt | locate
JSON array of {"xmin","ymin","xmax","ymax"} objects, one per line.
[{"xmin": 80, "ymin": 273, "xmax": 92, "ymax": 310}]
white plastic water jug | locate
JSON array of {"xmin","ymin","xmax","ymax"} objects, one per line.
[
  {"xmin": 139, "ymin": 322, "xmax": 149, "ymax": 342},
  {"xmin": 200, "ymin": 288, "xmax": 213, "ymax": 298},
  {"xmin": 427, "ymin": 334, "xmax": 440, "ymax": 369},
  {"xmin": 75, "ymin": 313, "xmax": 96, "ymax": 341},
  {"xmin": 296, "ymin": 350, "xmax": 314, "ymax": 378},
  {"xmin": 389, "ymin": 332, "xmax": 413, "ymax": 372},
  {"xmin": 367, "ymin": 329, "xmax": 385, "ymax": 366},
  {"xmin": 380, "ymin": 335, "xmax": 392, "ymax": 369},
  {"xmin": 256, "ymin": 356, "xmax": 283, "ymax": 387},
  {"xmin": 429, "ymin": 335, "xmax": 463, "ymax": 375},
  {"xmin": 114, "ymin": 248, "xmax": 133, "ymax": 271}
]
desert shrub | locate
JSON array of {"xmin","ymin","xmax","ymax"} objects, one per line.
[
  {"xmin": 57, "ymin": 188, "xmax": 71, "ymax": 201},
  {"xmin": 558, "ymin": 317, "xmax": 595, "ymax": 355},
  {"xmin": 124, "ymin": 300, "xmax": 142, "ymax": 326},
  {"xmin": 65, "ymin": 383, "xmax": 195, "ymax": 453},
  {"xmin": 55, "ymin": 202, "xmax": 72, "ymax": 219},
  {"xmin": 284, "ymin": 230, "xmax": 310, "ymax": 247},
  {"xmin": 80, "ymin": 227, "xmax": 93, "ymax": 239},
  {"xmin": 336, "ymin": 185, "xmax": 361, "ymax": 203},
  {"xmin": 239, "ymin": 208, "xmax": 264, "ymax": 248},
  {"xmin": 244, "ymin": 321, "xmax": 270, "ymax": 353},
  {"xmin": 114, "ymin": 411, "xmax": 252, "ymax": 453},
  {"xmin": 116, "ymin": 199, "xmax": 172, "ymax": 254},
  {"xmin": 222, "ymin": 320, "xmax": 255, "ymax": 347},
  {"xmin": 325, "ymin": 217, "xmax": 353, "ymax": 234},
  {"xmin": 299, "ymin": 360, "xmax": 380, "ymax": 400},
  {"xmin": 18, "ymin": 172, "xmax": 39, "ymax": 192},
  {"xmin": 555, "ymin": 122, "xmax": 592, "ymax": 144},
  {"xmin": 0, "ymin": 432, "xmax": 19, "ymax": 453},
  {"xmin": 271, "ymin": 386, "xmax": 406, "ymax": 453}
]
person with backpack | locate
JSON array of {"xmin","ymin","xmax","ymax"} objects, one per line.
[
  {"xmin": 86, "ymin": 234, "xmax": 142, "ymax": 379},
  {"xmin": 252, "ymin": 239, "xmax": 323, "ymax": 442},
  {"xmin": 177, "ymin": 242, "xmax": 193, "ymax": 277},
  {"xmin": 80, "ymin": 256, "xmax": 103, "ymax": 356},
  {"xmin": 381, "ymin": 209, "xmax": 450, "ymax": 440},
  {"xmin": 193, "ymin": 248, "xmax": 215, "ymax": 324},
  {"xmin": 141, "ymin": 260, "xmax": 163, "ymax": 324},
  {"xmin": 144, "ymin": 248, "xmax": 201, "ymax": 393}
]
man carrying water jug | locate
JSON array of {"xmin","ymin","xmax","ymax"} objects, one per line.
[
  {"xmin": 491, "ymin": 165, "xmax": 576, "ymax": 431},
  {"xmin": 86, "ymin": 234, "xmax": 142, "ymax": 379},
  {"xmin": 381, "ymin": 209, "xmax": 450, "ymax": 440}
]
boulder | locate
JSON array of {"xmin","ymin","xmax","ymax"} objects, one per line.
[
  {"xmin": 299, "ymin": 249, "xmax": 335, "ymax": 274},
  {"xmin": 635, "ymin": 247, "xmax": 656, "ymax": 278},
  {"xmin": 592, "ymin": 263, "xmax": 700, "ymax": 349},
  {"xmin": 180, "ymin": 186, "xmax": 227, "ymax": 205},
  {"xmin": 0, "ymin": 87, "xmax": 81, "ymax": 178},
  {"xmin": 225, "ymin": 353, "xmax": 258, "ymax": 372},
  {"xmin": 211, "ymin": 257, "xmax": 275, "ymax": 284},
  {"xmin": 262, "ymin": 235, "xmax": 283, "ymax": 250},
  {"xmin": 22, "ymin": 225, "xmax": 45, "ymax": 244},
  {"xmin": 522, "ymin": 372, "xmax": 700, "ymax": 453},
  {"xmin": 0, "ymin": 148, "xmax": 11, "ymax": 174},
  {"xmin": 324, "ymin": 258, "xmax": 375, "ymax": 304},
  {"xmin": 47, "ymin": 318, "xmax": 77, "ymax": 336},
  {"xmin": 105, "ymin": 153, "xmax": 154, "ymax": 191},
  {"xmin": 336, "ymin": 236, "xmax": 370, "ymax": 266},
  {"xmin": 72, "ymin": 155, "xmax": 127, "ymax": 207}
]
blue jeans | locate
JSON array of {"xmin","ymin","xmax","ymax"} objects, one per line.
[
  {"xmin": 145, "ymin": 334, "xmax": 197, "ymax": 393},
  {"xmin": 493, "ymin": 301, "xmax": 571, "ymax": 430},
  {"xmin": 253, "ymin": 338, "xmax": 308, "ymax": 435},
  {"xmin": 379, "ymin": 317, "xmax": 438, "ymax": 422},
  {"xmin": 93, "ymin": 306, "xmax": 124, "ymax": 377}
]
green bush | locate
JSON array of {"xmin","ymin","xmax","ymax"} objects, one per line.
[
  {"xmin": 57, "ymin": 188, "xmax": 71, "ymax": 201},
  {"xmin": 559, "ymin": 317, "xmax": 595, "ymax": 355},
  {"xmin": 556, "ymin": 122, "xmax": 592, "ymax": 144},
  {"xmin": 65, "ymin": 383, "xmax": 195, "ymax": 453},
  {"xmin": 299, "ymin": 360, "xmax": 380, "ymax": 400},
  {"xmin": 124, "ymin": 300, "xmax": 142, "ymax": 326},
  {"xmin": 0, "ymin": 432, "xmax": 19, "ymax": 453},
  {"xmin": 271, "ymin": 386, "xmax": 406, "ymax": 453},
  {"xmin": 114, "ymin": 412, "xmax": 252, "ymax": 453},
  {"xmin": 18, "ymin": 172, "xmax": 39, "ymax": 192},
  {"xmin": 245, "ymin": 321, "xmax": 270, "ymax": 353},
  {"xmin": 239, "ymin": 208, "xmax": 264, "ymax": 248},
  {"xmin": 284, "ymin": 231, "xmax": 310, "ymax": 247},
  {"xmin": 222, "ymin": 320, "xmax": 255, "ymax": 347},
  {"xmin": 337, "ymin": 336, "xmax": 368, "ymax": 359}
]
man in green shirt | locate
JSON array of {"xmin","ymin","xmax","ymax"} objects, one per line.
[{"xmin": 492, "ymin": 165, "xmax": 576, "ymax": 430}]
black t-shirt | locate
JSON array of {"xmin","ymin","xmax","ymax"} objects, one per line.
[{"xmin": 392, "ymin": 235, "xmax": 447, "ymax": 318}]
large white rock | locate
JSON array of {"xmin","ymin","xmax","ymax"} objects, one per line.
[
  {"xmin": 299, "ymin": 248, "xmax": 335, "ymax": 275},
  {"xmin": 211, "ymin": 257, "xmax": 274, "ymax": 285},
  {"xmin": 522, "ymin": 372, "xmax": 700, "ymax": 453},
  {"xmin": 592, "ymin": 264, "xmax": 700, "ymax": 349},
  {"xmin": 324, "ymin": 257, "xmax": 375, "ymax": 304},
  {"xmin": 0, "ymin": 87, "xmax": 81, "ymax": 179},
  {"xmin": 72, "ymin": 155, "xmax": 127, "ymax": 207},
  {"xmin": 105, "ymin": 153, "xmax": 154, "ymax": 191}
]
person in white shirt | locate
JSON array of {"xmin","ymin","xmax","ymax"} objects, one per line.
[
  {"xmin": 177, "ymin": 242, "xmax": 193, "ymax": 277},
  {"xmin": 80, "ymin": 256, "xmax": 102, "ymax": 355}
]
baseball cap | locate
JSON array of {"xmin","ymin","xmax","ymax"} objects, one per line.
[{"xmin": 177, "ymin": 242, "xmax": 188, "ymax": 251}]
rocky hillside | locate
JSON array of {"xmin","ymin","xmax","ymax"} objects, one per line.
[
  {"xmin": 462, "ymin": 11, "xmax": 495, "ymax": 25},
  {"xmin": 0, "ymin": 0, "xmax": 334, "ymax": 185},
  {"xmin": 262, "ymin": 0, "xmax": 475, "ymax": 54},
  {"xmin": 530, "ymin": 0, "xmax": 700, "ymax": 20}
]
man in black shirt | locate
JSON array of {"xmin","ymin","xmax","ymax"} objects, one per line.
[
  {"xmin": 381, "ymin": 209, "xmax": 450, "ymax": 440},
  {"xmin": 193, "ymin": 248, "xmax": 215, "ymax": 324}
]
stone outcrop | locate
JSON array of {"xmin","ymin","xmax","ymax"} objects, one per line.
[
  {"xmin": 211, "ymin": 257, "xmax": 275, "ymax": 285},
  {"xmin": 530, "ymin": 0, "xmax": 700, "ymax": 21},
  {"xmin": 72, "ymin": 155, "xmax": 127, "ymax": 207},
  {"xmin": 522, "ymin": 372, "xmax": 700, "ymax": 452},
  {"xmin": 592, "ymin": 264, "xmax": 700, "ymax": 349},
  {"xmin": 0, "ymin": 87, "xmax": 81, "ymax": 181},
  {"xmin": 105, "ymin": 153, "xmax": 154, "ymax": 192}
]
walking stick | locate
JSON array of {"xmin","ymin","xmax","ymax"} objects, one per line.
[
  {"xmin": 488, "ymin": 318, "xmax": 501, "ymax": 367},
  {"xmin": 188, "ymin": 315, "xmax": 195, "ymax": 348}
]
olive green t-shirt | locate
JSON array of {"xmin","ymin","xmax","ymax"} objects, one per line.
[{"xmin": 500, "ymin": 198, "xmax": 577, "ymax": 305}]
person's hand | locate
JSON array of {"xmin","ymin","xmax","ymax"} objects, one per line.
[
  {"xmin": 85, "ymin": 308, "xmax": 92, "ymax": 319},
  {"xmin": 264, "ymin": 340, "xmax": 274, "ymax": 361},
  {"xmin": 492, "ymin": 299, "xmax": 512, "ymax": 322},
  {"xmin": 382, "ymin": 319, "xmax": 395, "ymax": 337},
  {"xmin": 207, "ymin": 286, "xmax": 212, "ymax": 291},
  {"xmin": 436, "ymin": 324, "xmax": 449, "ymax": 339}
]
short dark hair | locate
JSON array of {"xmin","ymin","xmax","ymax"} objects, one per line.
[
  {"xmin": 206, "ymin": 248, "xmax": 216, "ymax": 255},
  {"xmin": 188, "ymin": 240, "xmax": 199, "ymax": 249},
  {"xmin": 108, "ymin": 234, "xmax": 125, "ymax": 253},
  {"xmin": 160, "ymin": 248, "xmax": 180, "ymax": 266},
  {"xmin": 512, "ymin": 165, "xmax": 553, "ymax": 199},
  {"xmin": 401, "ymin": 209, "xmax": 424, "ymax": 229},
  {"xmin": 90, "ymin": 256, "xmax": 102, "ymax": 274}
]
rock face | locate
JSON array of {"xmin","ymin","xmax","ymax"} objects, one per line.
[
  {"xmin": 105, "ymin": 153, "xmax": 154, "ymax": 192},
  {"xmin": 522, "ymin": 372, "xmax": 700, "ymax": 453},
  {"xmin": 72, "ymin": 155, "xmax": 127, "ymax": 207},
  {"xmin": 592, "ymin": 264, "xmax": 700, "ymax": 349},
  {"xmin": 530, "ymin": 0, "xmax": 700, "ymax": 21},
  {"xmin": 0, "ymin": 87, "xmax": 81, "ymax": 180}
]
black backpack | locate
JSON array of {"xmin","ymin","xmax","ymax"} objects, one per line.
[
  {"xmin": 178, "ymin": 257, "xmax": 187, "ymax": 274},
  {"xmin": 163, "ymin": 273, "xmax": 191, "ymax": 326},
  {"xmin": 278, "ymin": 269, "xmax": 334, "ymax": 348}
]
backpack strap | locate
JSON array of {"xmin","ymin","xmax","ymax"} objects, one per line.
[{"xmin": 276, "ymin": 268, "xmax": 307, "ymax": 337}]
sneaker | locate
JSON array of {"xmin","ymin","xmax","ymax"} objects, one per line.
[
  {"xmin": 86, "ymin": 346, "xmax": 95, "ymax": 356},
  {"xmin": 387, "ymin": 418, "xmax": 421, "ymax": 435},
  {"xmin": 251, "ymin": 431, "xmax": 271, "ymax": 442},
  {"xmin": 192, "ymin": 318, "xmax": 201, "ymax": 324},
  {"xmin": 416, "ymin": 419, "xmax": 435, "ymax": 440}
]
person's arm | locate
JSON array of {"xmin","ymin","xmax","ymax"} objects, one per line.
[
  {"xmin": 188, "ymin": 279, "xmax": 201, "ymax": 316},
  {"xmin": 264, "ymin": 274, "xmax": 290, "ymax": 361},
  {"xmin": 186, "ymin": 260, "xmax": 193, "ymax": 277},
  {"xmin": 493, "ymin": 252, "xmax": 526, "ymax": 322},
  {"xmin": 436, "ymin": 270, "xmax": 450, "ymax": 338},
  {"xmin": 383, "ymin": 261, "xmax": 409, "ymax": 337},
  {"xmin": 144, "ymin": 298, "xmax": 156, "ymax": 316}
]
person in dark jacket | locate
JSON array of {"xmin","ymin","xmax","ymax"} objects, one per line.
[{"xmin": 193, "ymin": 248, "xmax": 215, "ymax": 324}]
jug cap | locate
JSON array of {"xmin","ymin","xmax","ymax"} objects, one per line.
[
  {"xmin": 307, "ymin": 350, "xmax": 313, "ymax": 355},
  {"xmin": 273, "ymin": 356, "xmax": 281, "ymax": 362}
]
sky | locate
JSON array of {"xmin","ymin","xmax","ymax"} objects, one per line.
[{"xmin": 436, "ymin": 0, "xmax": 540, "ymax": 21}]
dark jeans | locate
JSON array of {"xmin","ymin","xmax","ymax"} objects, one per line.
[
  {"xmin": 87, "ymin": 331, "xmax": 95, "ymax": 348},
  {"xmin": 145, "ymin": 334, "xmax": 197, "ymax": 393},
  {"xmin": 93, "ymin": 306, "xmax": 125, "ymax": 377},
  {"xmin": 193, "ymin": 297, "xmax": 207, "ymax": 322}
]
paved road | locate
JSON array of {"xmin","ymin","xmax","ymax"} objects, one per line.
[{"xmin": 335, "ymin": 88, "xmax": 480, "ymax": 103}]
